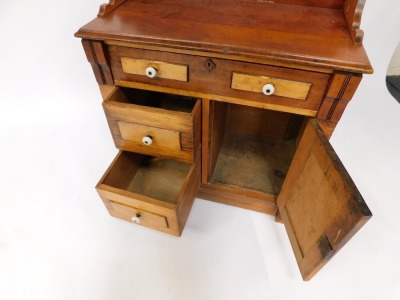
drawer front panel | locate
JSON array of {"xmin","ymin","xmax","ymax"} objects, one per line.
[
  {"xmin": 118, "ymin": 121, "xmax": 182, "ymax": 151},
  {"xmin": 231, "ymin": 72, "xmax": 312, "ymax": 100},
  {"xmin": 121, "ymin": 57, "xmax": 188, "ymax": 82},
  {"xmin": 110, "ymin": 201, "xmax": 169, "ymax": 229},
  {"xmin": 108, "ymin": 46, "xmax": 331, "ymax": 115}
]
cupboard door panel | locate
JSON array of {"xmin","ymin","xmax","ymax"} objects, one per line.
[{"xmin": 277, "ymin": 119, "xmax": 372, "ymax": 280}]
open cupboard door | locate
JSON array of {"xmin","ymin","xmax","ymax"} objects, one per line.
[{"xmin": 277, "ymin": 119, "xmax": 372, "ymax": 281}]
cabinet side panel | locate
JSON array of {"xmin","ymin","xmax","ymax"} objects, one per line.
[{"xmin": 209, "ymin": 101, "xmax": 228, "ymax": 179}]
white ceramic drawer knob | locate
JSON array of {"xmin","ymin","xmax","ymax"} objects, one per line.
[
  {"xmin": 142, "ymin": 135, "xmax": 153, "ymax": 145},
  {"xmin": 145, "ymin": 66, "xmax": 157, "ymax": 78},
  {"xmin": 262, "ymin": 83, "xmax": 275, "ymax": 96},
  {"xmin": 132, "ymin": 213, "xmax": 141, "ymax": 224}
]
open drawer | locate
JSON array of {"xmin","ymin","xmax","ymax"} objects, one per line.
[
  {"xmin": 103, "ymin": 87, "xmax": 201, "ymax": 164},
  {"xmin": 96, "ymin": 150, "xmax": 201, "ymax": 236}
]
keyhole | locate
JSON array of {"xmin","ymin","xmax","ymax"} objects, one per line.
[{"xmin": 203, "ymin": 59, "xmax": 215, "ymax": 72}]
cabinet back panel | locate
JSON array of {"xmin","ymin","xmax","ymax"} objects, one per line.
[{"xmin": 226, "ymin": 104, "xmax": 292, "ymax": 140}]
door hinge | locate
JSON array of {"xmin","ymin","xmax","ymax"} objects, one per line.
[{"xmin": 318, "ymin": 236, "xmax": 334, "ymax": 259}]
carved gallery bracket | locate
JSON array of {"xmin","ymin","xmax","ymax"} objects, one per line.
[{"xmin": 98, "ymin": 0, "xmax": 127, "ymax": 17}]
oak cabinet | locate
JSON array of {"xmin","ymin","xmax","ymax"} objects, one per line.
[{"xmin": 76, "ymin": 0, "xmax": 373, "ymax": 280}]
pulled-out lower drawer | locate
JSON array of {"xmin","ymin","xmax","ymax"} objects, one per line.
[{"xmin": 96, "ymin": 151, "xmax": 201, "ymax": 236}]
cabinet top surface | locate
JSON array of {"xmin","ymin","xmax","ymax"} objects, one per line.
[{"xmin": 75, "ymin": 0, "xmax": 372, "ymax": 73}]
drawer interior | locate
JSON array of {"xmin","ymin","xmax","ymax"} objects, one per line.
[
  {"xmin": 101, "ymin": 151, "xmax": 192, "ymax": 204},
  {"xmin": 208, "ymin": 102, "xmax": 306, "ymax": 195},
  {"xmin": 107, "ymin": 87, "xmax": 196, "ymax": 113}
]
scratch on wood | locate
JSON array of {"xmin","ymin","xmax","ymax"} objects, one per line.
[{"xmin": 333, "ymin": 229, "xmax": 342, "ymax": 244}]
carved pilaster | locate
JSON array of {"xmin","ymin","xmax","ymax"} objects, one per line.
[
  {"xmin": 82, "ymin": 40, "xmax": 114, "ymax": 85},
  {"xmin": 317, "ymin": 72, "xmax": 362, "ymax": 123}
]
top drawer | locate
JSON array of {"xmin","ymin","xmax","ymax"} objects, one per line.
[
  {"xmin": 231, "ymin": 72, "xmax": 311, "ymax": 100},
  {"xmin": 120, "ymin": 57, "xmax": 188, "ymax": 82},
  {"xmin": 107, "ymin": 46, "xmax": 331, "ymax": 115}
]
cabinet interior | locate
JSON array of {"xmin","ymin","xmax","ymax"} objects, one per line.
[
  {"xmin": 208, "ymin": 101, "xmax": 306, "ymax": 196},
  {"xmin": 102, "ymin": 151, "xmax": 192, "ymax": 204}
]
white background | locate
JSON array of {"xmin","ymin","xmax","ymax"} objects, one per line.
[{"xmin": 1, "ymin": 1, "xmax": 400, "ymax": 299}]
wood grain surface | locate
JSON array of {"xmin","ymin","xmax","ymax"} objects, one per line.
[
  {"xmin": 76, "ymin": 0, "xmax": 372, "ymax": 73},
  {"xmin": 277, "ymin": 120, "xmax": 372, "ymax": 280}
]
